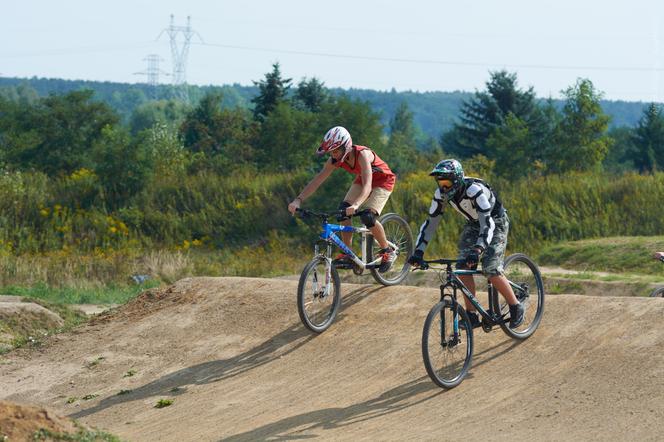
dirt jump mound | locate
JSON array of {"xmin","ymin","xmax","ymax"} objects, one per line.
[{"xmin": 1, "ymin": 277, "xmax": 663, "ymax": 441}]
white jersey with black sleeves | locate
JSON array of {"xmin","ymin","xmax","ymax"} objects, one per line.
[{"xmin": 414, "ymin": 178, "xmax": 505, "ymax": 253}]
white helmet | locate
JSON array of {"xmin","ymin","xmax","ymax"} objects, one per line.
[{"xmin": 316, "ymin": 126, "xmax": 353, "ymax": 161}]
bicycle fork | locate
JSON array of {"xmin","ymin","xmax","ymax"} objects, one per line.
[
  {"xmin": 312, "ymin": 242, "xmax": 333, "ymax": 298},
  {"xmin": 439, "ymin": 291, "xmax": 462, "ymax": 348}
]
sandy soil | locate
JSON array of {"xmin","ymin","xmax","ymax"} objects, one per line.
[
  {"xmin": 0, "ymin": 401, "xmax": 79, "ymax": 440},
  {"xmin": 1, "ymin": 276, "xmax": 663, "ymax": 441}
]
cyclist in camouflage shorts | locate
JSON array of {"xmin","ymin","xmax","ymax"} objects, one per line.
[{"xmin": 408, "ymin": 159, "xmax": 524, "ymax": 329}]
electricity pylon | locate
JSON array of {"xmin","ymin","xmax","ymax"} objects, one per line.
[{"xmin": 157, "ymin": 15, "xmax": 203, "ymax": 102}]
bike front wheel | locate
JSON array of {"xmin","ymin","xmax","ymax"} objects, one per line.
[
  {"xmin": 650, "ymin": 286, "xmax": 664, "ymax": 298},
  {"xmin": 491, "ymin": 253, "xmax": 545, "ymax": 340},
  {"xmin": 297, "ymin": 256, "xmax": 342, "ymax": 333},
  {"xmin": 369, "ymin": 213, "xmax": 414, "ymax": 286},
  {"xmin": 422, "ymin": 300, "xmax": 474, "ymax": 389}
]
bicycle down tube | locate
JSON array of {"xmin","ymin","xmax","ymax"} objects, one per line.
[{"xmin": 319, "ymin": 221, "xmax": 383, "ymax": 269}]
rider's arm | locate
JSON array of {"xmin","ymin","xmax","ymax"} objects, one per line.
[
  {"xmin": 347, "ymin": 150, "xmax": 373, "ymax": 208},
  {"xmin": 414, "ymin": 188, "xmax": 446, "ymax": 253},
  {"xmin": 470, "ymin": 185, "xmax": 495, "ymax": 252},
  {"xmin": 296, "ymin": 159, "xmax": 336, "ymax": 202}
]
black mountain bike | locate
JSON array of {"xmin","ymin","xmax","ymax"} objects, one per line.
[{"xmin": 418, "ymin": 253, "xmax": 545, "ymax": 389}]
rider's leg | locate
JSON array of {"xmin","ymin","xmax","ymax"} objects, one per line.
[
  {"xmin": 340, "ymin": 218, "xmax": 353, "ymax": 247},
  {"xmin": 362, "ymin": 188, "xmax": 392, "ymax": 249},
  {"xmin": 457, "ymin": 223, "xmax": 479, "ymax": 313},
  {"xmin": 369, "ymin": 218, "xmax": 388, "ymax": 249},
  {"xmin": 458, "ymin": 274, "xmax": 476, "ymax": 312},
  {"xmin": 488, "ymin": 274, "xmax": 518, "ymax": 305},
  {"xmin": 339, "ymin": 184, "xmax": 366, "ymax": 248}
]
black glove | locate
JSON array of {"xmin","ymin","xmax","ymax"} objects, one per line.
[
  {"xmin": 408, "ymin": 250, "xmax": 426, "ymax": 268},
  {"xmin": 463, "ymin": 248, "xmax": 482, "ymax": 269}
]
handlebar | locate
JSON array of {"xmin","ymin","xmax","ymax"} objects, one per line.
[{"xmin": 295, "ymin": 207, "xmax": 370, "ymax": 221}]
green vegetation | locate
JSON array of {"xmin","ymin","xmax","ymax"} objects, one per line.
[
  {"xmin": 538, "ymin": 236, "xmax": 664, "ymax": 275},
  {"xmin": 154, "ymin": 399, "xmax": 174, "ymax": 408},
  {"xmin": 32, "ymin": 426, "xmax": 121, "ymax": 442},
  {"xmin": 1, "ymin": 284, "xmax": 155, "ymax": 306},
  {"xmin": 0, "ymin": 298, "xmax": 87, "ymax": 354},
  {"xmin": 1, "ymin": 66, "xmax": 664, "ymax": 309}
]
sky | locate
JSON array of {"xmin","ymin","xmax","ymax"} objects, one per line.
[{"xmin": 3, "ymin": 0, "xmax": 664, "ymax": 102}]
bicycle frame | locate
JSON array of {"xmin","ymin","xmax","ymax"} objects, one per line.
[
  {"xmin": 426, "ymin": 260, "xmax": 518, "ymax": 335},
  {"xmin": 436, "ymin": 266, "xmax": 501, "ymax": 326},
  {"xmin": 315, "ymin": 219, "xmax": 384, "ymax": 269}
]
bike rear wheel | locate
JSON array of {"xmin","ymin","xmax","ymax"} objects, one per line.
[
  {"xmin": 650, "ymin": 287, "xmax": 664, "ymax": 298},
  {"xmin": 491, "ymin": 253, "xmax": 545, "ymax": 340},
  {"xmin": 422, "ymin": 300, "xmax": 473, "ymax": 389},
  {"xmin": 297, "ymin": 256, "xmax": 341, "ymax": 333},
  {"xmin": 369, "ymin": 213, "xmax": 414, "ymax": 286}
]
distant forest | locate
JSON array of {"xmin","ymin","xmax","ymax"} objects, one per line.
[{"xmin": 0, "ymin": 76, "xmax": 649, "ymax": 139}]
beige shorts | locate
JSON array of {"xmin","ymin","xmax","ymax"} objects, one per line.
[{"xmin": 344, "ymin": 184, "xmax": 392, "ymax": 215}]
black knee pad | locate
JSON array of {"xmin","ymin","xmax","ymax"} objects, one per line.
[
  {"xmin": 337, "ymin": 201, "xmax": 352, "ymax": 222},
  {"xmin": 360, "ymin": 210, "xmax": 377, "ymax": 228}
]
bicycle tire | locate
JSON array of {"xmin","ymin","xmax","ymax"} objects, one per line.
[
  {"xmin": 297, "ymin": 256, "xmax": 342, "ymax": 333},
  {"xmin": 422, "ymin": 300, "xmax": 474, "ymax": 389},
  {"xmin": 650, "ymin": 286, "xmax": 664, "ymax": 298},
  {"xmin": 368, "ymin": 213, "xmax": 414, "ymax": 286},
  {"xmin": 490, "ymin": 253, "xmax": 545, "ymax": 340}
]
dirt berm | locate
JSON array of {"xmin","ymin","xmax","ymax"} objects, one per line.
[{"xmin": 1, "ymin": 277, "xmax": 663, "ymax": 441}]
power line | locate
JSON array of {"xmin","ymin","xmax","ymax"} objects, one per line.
[{"xmin": 193, "ymin": 41, "xmax": 664, "ymax": 73}]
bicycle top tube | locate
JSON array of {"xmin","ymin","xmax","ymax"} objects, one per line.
[{"xmin": 419, "ymin": 258, "xmax": 484, "ymax": 276}]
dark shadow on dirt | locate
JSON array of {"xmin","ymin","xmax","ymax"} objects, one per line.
[
  {"xmin": 220, "ymin": 376, "xmax": 443, "ymax": 441},
  {"xmin": 69, "ymin": 285, "xmax": 385, "ymax": 419}
]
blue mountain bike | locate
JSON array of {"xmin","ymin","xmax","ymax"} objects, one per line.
[{"xmin": 295, "ymin": 208, "xmax": 414, "ymax": 333}]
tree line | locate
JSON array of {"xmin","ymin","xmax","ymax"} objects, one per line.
[{"xmin": 1, "ymin": 64, "xmax": 664, "ymax": 256}]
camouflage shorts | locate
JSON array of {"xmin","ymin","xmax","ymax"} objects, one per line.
[{"xmin": 457, "ymin": 214, "xmax": 510, "ymax": 277}]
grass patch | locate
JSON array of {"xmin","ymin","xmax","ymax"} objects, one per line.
[
  {"xmin": 122, "ymin": 369, "xmax": 136, "ymax": 378},
  {"xmin": 546, "ymin": 280, "xmax": 583, "ymax": 294},
  {"xmin": 1, "ymin": 282, "xmax": 159, "ymax": 305},
  {"xmin": 33, "ymin": 426, "xmax": 121, "ymax": 441},
  {"xmin": 154, "ymin": 399, "xmax": 173, "ymax": 409},
  {"xmin": 538, "ymin": 236, "xmax": 664, "ymax": 275},
  {"xmin": 0, "ymin": 298, "xmax": 87, "ymax": 354},
  {"xmin": 546, "ymin": 272, "xmax": 663, "ymax": 284}
]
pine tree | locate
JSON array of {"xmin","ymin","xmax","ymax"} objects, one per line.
[
  {"xmin": 251, "ymin": 63, "xmax": 292, "ymax": 121},
  {"xmin": 632, "ymin": 103, "xmax": 664, "ymax": 172}
]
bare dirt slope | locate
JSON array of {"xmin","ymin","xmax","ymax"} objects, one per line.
[
  {"xmin": 0, "ymin": 401, "xmax": 78, "ymax": 440},
  {"xmin": 1, "ymin": 277, "xmax": 663, "ymax": 441}
]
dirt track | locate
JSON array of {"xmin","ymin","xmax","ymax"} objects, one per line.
[{"xmin": 1, "ymin": 277, "xmax": 663, "ymax": 441}]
